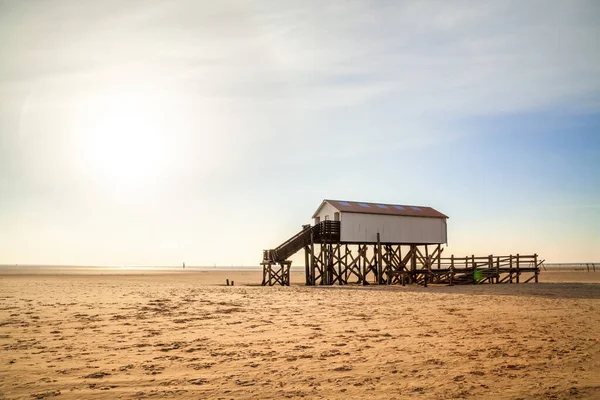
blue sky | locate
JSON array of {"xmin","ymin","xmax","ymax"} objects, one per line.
[{"xmin": 0, "ymin": 1, "xmax": 598, "ymax": 265}]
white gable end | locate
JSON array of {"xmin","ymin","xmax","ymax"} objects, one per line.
[{"xmin": 313, "ymin": 201, "xmax": 341, "ymax": 224}]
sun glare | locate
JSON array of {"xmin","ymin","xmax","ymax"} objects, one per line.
[{"xmin": 76, "ymin": 92, "xmax": 169, "ymax": 190}]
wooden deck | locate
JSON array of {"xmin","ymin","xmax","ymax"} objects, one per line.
[{"xmin": 262, "ymin": 222, "xmax": 541, "ymax": 287}]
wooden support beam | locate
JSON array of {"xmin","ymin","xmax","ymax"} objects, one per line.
[
  {"xmin": 321, "ymin": 243, "xmax": 327, "ymax": 285},
  {"xmin": 337, "ymin": 244, "xmax": 343, "ymax": 285},
  {"xmin": 261, "ymin": 263, "xmax": 267, "ymax": 286},
  {"xmin": 516, "ymin": 253, "xmax": 520, "ymax": 284},
  {"xmin": 310, "ymin": 235, "xmax": 316, "ymax": 286},
  {"xmin": 263, "ymin": 238, "xmax": 541, "ymax": 287},
  {"xmin": 376, "ymin": 233, "xmax": 383, "ymax": 285},
  {"xmin": 411, "ymin": 245, "xmax": 417, "ymax": 282},
  {"xmin": 304, "ymin": 246, "xmax": 310, "ymax": 286},
  {"xmin": 496, "ymin": 256, "xmax": 500, "ymax": 284},
  {"xmin": 423, "ymin": 245, "xmax": 429, "ymax": 287},
  {"xmin": 268, "ymin": 264, "xmax": 272, "ymax": 285},
  {"xmin": 450, "ymin": 254, "xmax": 455, "ymax": 286}
]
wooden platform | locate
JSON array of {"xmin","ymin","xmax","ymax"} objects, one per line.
[
  {"xmin": 262, "ymin": 221, "xmax": 541, "ymax": 287},
  {"xmin": 263, "ymin": 242, "xmax": 541, "ymax": 287}
]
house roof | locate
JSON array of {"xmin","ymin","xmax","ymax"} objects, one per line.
[{"xmin": 312, "ymin": 199, "xmax": 448, "ymax": 219}]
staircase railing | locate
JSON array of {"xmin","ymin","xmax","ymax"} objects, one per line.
[{"xmin": 263, "ymin": 221, "xmax": 341, "ymax": 263}]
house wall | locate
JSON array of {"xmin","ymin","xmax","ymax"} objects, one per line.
[
  {"xmin": 313, "ymin": 202, "xmax": 341, "ymax": 224},
  {"xmin": 339, "ymin": 212, "xmax": 447, "ymax": 244}
]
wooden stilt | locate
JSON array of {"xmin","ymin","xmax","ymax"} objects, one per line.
[
  {"xmin": 516, "ymin": 253, "xmax": 520, "ymax": 283},
  {"xmin": 496, "ymin": 256, "xmax": 500, "ymax": 283},
  {"xmin": 304, "ymin": 246, "xmax": 310, "ymax": 285},
  {"xmin": 376, "ymin": 233, "xmax": 382, "ymax": 285},
  {"xmin": 337, "ymin": 244, "xmax": 343, "ymax": 285},
  {"xmin": 262, "ymin": 229, "xmax": 541, "ymax": 287},
  {"xmin": 450, "ymin": 254, "xmax": 454, "ymax": 286},
  {"xmin": 312, "ymin": 245, "xmax": 318, "ymax": 285},
  {"xmin": 268, "ymin": 264, "xmax": 272, "ymax": 285},
  {"xmin": 410, "ymin": 245, "xmax": 417, "ymax": 283}
]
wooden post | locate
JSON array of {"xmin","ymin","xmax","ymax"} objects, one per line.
[
  {"xmin": 321, "ymin": 244, "xmax": 326, "ymax": 285},
  {"xmin": 450, "ymin": 254, "xmax": 454, "ymax": 286},
  {"xmin": 358, "ymin": 245, "xmax": 364, "ymax": 285},
  {"xmin": 321, "ymin": 244, "xmax": 330, "ymax": 285},
  {"xmin": 323, "ymin": 244, "xmax": 328, "ymax": 285},
  {"xmin": 330, "ymin": 245, "xmax": 336, "ymax": 285},
  {"xmin": 496, "ymin": 256, "xmax": 500, "ymax": 283},
  {"xmin": 344, "ymin": 245, "xmax": 350, "ymax": 283},
  {"xmin": 337, "ymin": 244, "xmax": 343, "ymax": 285},
  {"xmin": 516, "ymin": 253, "xmax": 520, "ymax": 283},
  {"xmin": 534, "ymin": 254, "xmax": 539, "ymax": 283},
  {"xmin": 322, "ymin": 244, "xmax": 327, "ymax": 285},
  {"xmin": 376, "ymin": 233, "xmax": 383, "ymax": 285},
  {"xmin": 310, "ymin": 235, "xmax": 316, "ymax": 286},
  {"xmin": 327, "ymin": 244, "xmax": 333, "ymax": 285},
  {"xmin": 471, "ymin": 254, "xmax": 475, "ymax": 285},
  {"xmin": 397, "ymin": 245, "xmax": 403, "ymax": 284},
  {"xmin": 411, "ymin": 245, "xmax": 417, "ymax": 283},
  {"xmin": 509, "ymin": 255, "xmax": 513, "ymax": 283},
  {"xmin": 304, "ymin": 246, "xmax": 310, "ymax": 286},
  {"xmin": 362, "ymin": 245, "xmax": 368, "ymax": 286},
  {"xmin": 268, "ymin": 264, "xmax": 273, "ymax": 286},
  {"xmin": 423, "ymin": 245, "xmax": 428, "ymax": 287}
]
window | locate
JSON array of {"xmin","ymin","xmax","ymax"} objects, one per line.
[
  {"xmin": 393, "ymin": 205, "xmax": 405, "ymax": 210},
  {"xmin": 410, "ymin": 206, "xmax": 421, "ymax": 211},
  {"xmin": 325, "ymin": 215, "xmax": 329, "ymax": 221},
  {"xmin": 315, "ymin": 216, "xmax": 320, "ymax": 224},
  {"xmin": 338, "ymin": 201, "xmax": 351, "ymax": 206},
  {"xmin": 376, "ymin": 204, "xmax": 388, "ymax": 209},
  {"xmin": 358, "ymin": 202, "xmax": 370, "ymax": 208},
  {"xmin": 334, "ymin": 212, "xmax": 340, "ymax": 221}
]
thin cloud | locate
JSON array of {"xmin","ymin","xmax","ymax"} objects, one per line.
[{"xmin": 2, "ymin": 1, "xmax": 598, "ymax": 115}]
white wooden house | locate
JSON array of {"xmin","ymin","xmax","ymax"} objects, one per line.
[{"xmin": 311, "ymin": 199, "xmax": 448, "ymax": 245}]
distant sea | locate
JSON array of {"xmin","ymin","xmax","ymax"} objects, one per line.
[
  {"xmin": 0, "ymin": 264, "xmax": 282, "ymax": 274},
  {"xmin": 0, "ymin": 263, "xmax": 595, "ymax": 274}
]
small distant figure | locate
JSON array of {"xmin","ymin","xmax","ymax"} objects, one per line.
[{"xmin": 183, "ymin": 262, "xmax": 185, "ymax": 270}]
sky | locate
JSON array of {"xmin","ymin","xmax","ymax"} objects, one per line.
[{"xmin": 0, "ymin": 0, "xmax": 599, "ymax": 266}]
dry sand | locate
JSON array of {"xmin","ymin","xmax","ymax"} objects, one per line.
[{"xmin": 1, "ymin": 270, "xmax": 599, "ymax": 399}]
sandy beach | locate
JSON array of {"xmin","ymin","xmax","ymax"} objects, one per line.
[{"xmin": 1, "ymin": 270, "xmax": 599, "ymax": 399}]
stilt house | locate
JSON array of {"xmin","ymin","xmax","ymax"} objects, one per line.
[{"xmin": 311, "ymin": 199, "xmax": 448, "ymax": 245}]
